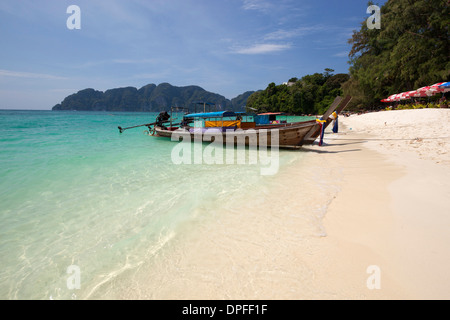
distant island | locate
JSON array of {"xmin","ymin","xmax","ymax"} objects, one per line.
[{"xmin": 52, "ymin": 83, "xmax": 255, "ymax": 112}]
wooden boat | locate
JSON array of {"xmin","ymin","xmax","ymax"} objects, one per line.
[{"xmin": 151, "ymin": 96, "xmax": 352, "ymax": 148}]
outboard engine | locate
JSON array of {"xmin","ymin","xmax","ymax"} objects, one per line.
[
  {"xmin": 180, "ymin": 117, "xmax": 192, "ymax": 128},
  {"xmin": 156, "ymin": 111, "xmax": 170, "ymax": 128}
]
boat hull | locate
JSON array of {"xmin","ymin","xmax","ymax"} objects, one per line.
[{"xmin": 154, "ymin": 120, "xmax": 319, "ymax": 148}]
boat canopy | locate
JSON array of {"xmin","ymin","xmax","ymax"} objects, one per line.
[
  {"xmin": 254, "ymin": 112, "xmax": 285, "ymax": 125},
  {"xmin": 184, "ymin": 111, "xmax": 237, "ymax": 118}
]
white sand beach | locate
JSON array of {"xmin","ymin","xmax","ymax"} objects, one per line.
[
  {"xmin": 302, "ymin": 108, "xmax": 450, "ymax": 299},
  {"xmin": 106, "ymin": 108, "xmax": 450, "ymax": 300}
]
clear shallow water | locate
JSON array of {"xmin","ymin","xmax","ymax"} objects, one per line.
[{"xmin": 0, "ymin": 110, "xmax": 315, "ymax": 299}]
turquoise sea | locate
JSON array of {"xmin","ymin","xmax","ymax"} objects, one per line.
[{"xmin": 0, "ymin": 110, "xmax": 322, "ymax": 299}]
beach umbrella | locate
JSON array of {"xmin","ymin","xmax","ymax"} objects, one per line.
[
  {"xmin": 387, "ymin": 94, "xmax": 397, "ymax": 101},
  {"xmin": 438, "ymin": 82, "xmax": 450, "ymax": 92},
  {"xmin": 416, "ymin": 86, "xmax": 433, "ymax": 96},
  {"xmin": 409, "ymin": 90, "xmax": 428, "ymax": 98},
  {"xmin": 400, "ymin": 91, "xmax": 416, "ymax": 100},
  {"xmin": 407, "ymin": 90, "xmax": 417, "ymax": 98},
  {"xmin": 394, "ymin": 93, "xmax": 403, "ymax": 101},
  {"xmin": 426, "ymin": 82, "xmax": 445, "ymax": 96}
]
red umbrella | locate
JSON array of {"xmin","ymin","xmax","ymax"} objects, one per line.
[
  {"xmin": 409, "ymin": 90, "xmax": 428, "ymax": 98},
  {"xmin": 416, "ymin": 86, "xmax": 433, "ymax": 96},
  {"xmin": 399, "ymin": 91, "xmax": 416, "ymax": 100},
  {"xmin": 406, "ymin": 90, "xmax": 417, "ymax": 98},
  {"xmin": 426, "ymin": 82, "xmax": 445, "ymax": 95},
  {"xmin": 387, "ymin": 94, "xmax": 397, "ymax": 101}
]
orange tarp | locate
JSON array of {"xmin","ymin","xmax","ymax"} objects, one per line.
[{"xmin": 205, "ymin": 120, "xmax": 241, "ymax": 128}]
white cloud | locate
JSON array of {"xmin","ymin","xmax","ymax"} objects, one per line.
[
  {"xmin": 0, "ymin": 69, "xmax": 67, "ymax": 80},
  {"xmin": 242, "ymin": 0, "xmax": 272, "ymax": 12},
  {"xmin": 263, "ymin": 26, "xmax": 325, "ymax": 40},
  {"xmin": 232, "ymin": 43, "xmax": 292, "ymax": 54}
]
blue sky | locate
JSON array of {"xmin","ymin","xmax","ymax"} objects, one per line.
[{"xmin": 0, "ymin": 0, "xmax": 386, "ymax": 110}]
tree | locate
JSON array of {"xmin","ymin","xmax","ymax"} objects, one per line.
[
  {"xmin": 246, "ymin": 69, "xmax": 349, "ymax": 115},
  {"xmin": 344, "ymin": 0, "xmax": 450, "ymax": 110},
  {"xmin": 324, "ymin": 68, "xmax": 335, "ymax": 79}
]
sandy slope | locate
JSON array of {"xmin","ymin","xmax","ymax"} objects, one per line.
[{"xmin": 313, "ymin": 108, "xmax": 450, "ymax": 299}]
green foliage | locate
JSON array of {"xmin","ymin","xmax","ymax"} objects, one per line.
[
  {"xmin": 246, "ymin": 70, "xmax": 349, "ymax": 115},
  {"xmin": 344, "ymin": 0, "xmax": 449, "ymax": 110},
  {"xmin": 230, "ymin": 91, "xmax": 256, "ymax": 110}
]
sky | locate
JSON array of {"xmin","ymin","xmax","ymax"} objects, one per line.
[{"xmin": 0, "ymin": 0, "xmax": 386, "ymax": 110}]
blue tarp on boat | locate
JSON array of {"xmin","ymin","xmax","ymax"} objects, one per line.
[
  {"xmin": 184, "ymin": 111, "xmax": 237, "ymax": 118},
  {"xmin": 254, "ymin": 115, "xmax": 270, "ymax": 125}
]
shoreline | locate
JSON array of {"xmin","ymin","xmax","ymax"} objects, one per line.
[
  {"xmin": 93, "ymin": 109, "xmax": 450, "ymax": 300},
  {"xmin": 300, "ymin": 133, "xmax": 410, "ymax": 299}
]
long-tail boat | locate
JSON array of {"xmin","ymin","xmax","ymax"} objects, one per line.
[{"xmin": 150, "ymin": 96, "xmax": 351, "ymax": 148}]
